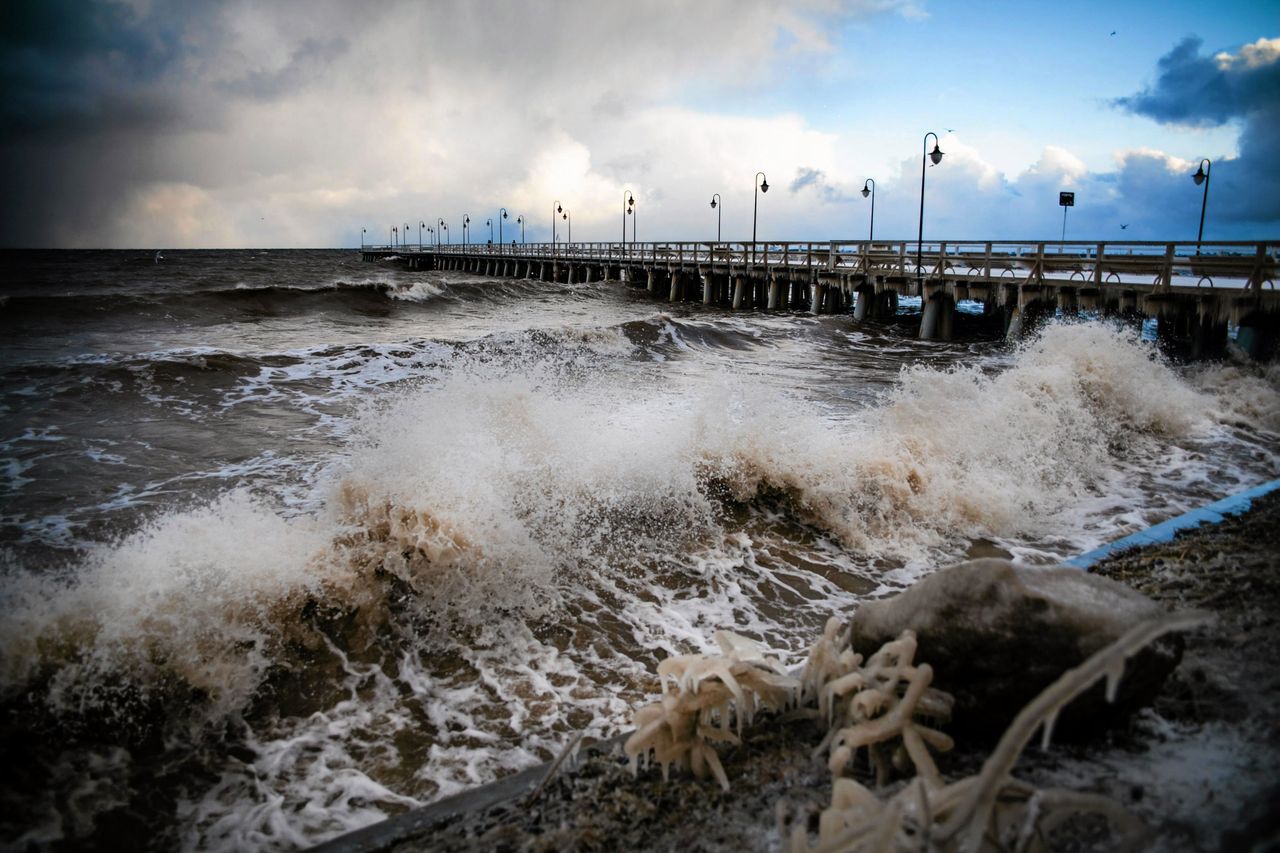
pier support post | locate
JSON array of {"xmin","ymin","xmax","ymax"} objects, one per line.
[
  {"xmin": 767, "ymin": 277, "xmax": 781, "ymax": 310},
  {"xmin": 732, "ymin": 275, "xmax": 747, "ymax": 309},
  {"xmin": 702, "ymin": 273, "xmax": 713, "ymax": 305},
  {"xmin": 1237, "ymin": 309, "xmax": 1279, "ymax": 361},
  {"xmin": 853, "ymin": 287, "xmax": 871, "ymax": 321},
  {"xmin": 669, "ymin": 271, "xmax": 682, "ymax": 302},
  {"xmin": 647, "ymin": 269, "xmax": 658, "ymax": 295},
  {"xmin": 920, "ymin": 293, "xmax": 955, "ymax": 341},
  {"xmin": 810, "ymin": 283, "xmax": 823, "ymax": 314},
  {"xmin": 1192, "ymin": 312, "xmax": 1229, "ymax": 361}
]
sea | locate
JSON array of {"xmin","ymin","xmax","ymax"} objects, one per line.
[{"xmin": 1, "ymin": 248, "xmax": 1277, "ymax": 850}]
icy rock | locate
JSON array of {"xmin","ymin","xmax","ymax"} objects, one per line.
[{"xmin": 848, "ymin": 559, "xmax": 1182, "ymax": 739}]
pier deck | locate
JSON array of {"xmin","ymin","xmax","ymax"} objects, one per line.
[{"xmin": 361, "ymin": 239, "xmax": 1280, "ymax": 358}]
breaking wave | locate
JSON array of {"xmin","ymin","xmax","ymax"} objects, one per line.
[{"xmin": 1, "ymin": 320, "xmax": 1276, "ymax": 848}]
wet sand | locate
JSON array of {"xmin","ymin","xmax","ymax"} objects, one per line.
[{"xmin": 322, "ymin": 492, "xmax": 1280, "ymax": 852}]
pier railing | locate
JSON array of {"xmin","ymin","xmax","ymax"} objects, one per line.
[{"xmin": 362, "ymin": 239, "xmax": 1278, "ymax": 292}]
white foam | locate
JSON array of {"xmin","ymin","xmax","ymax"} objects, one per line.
[{"xmin": 2, "ymin": 320, "xmax": 1277, "ymax": 850}]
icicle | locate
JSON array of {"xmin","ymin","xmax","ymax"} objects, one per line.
[
  {"xmin": 1104, "ymin": 660, "xmax": 1125, "ymax": 703},
  {"xmin": 1040, "ymin": 709, "xmax": 1059, "ymax": 750}
]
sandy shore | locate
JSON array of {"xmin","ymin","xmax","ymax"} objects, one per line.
[{"xmin": 322, "ymin": 492, "xmax": 1280, "ymax": 852}]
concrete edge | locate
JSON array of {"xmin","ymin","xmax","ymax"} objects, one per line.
[
  {"xmin": 307, "ymin": 733, "xmax": 631, "ymax": 853},
  {"xmin": 1063, "ymin": 478, "xmax": 1280, "ymax": 570}
]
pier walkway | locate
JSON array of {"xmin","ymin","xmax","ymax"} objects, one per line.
[{"xmin": 361, "ymin": 239, "xmax": 1280, "ymax": 359}]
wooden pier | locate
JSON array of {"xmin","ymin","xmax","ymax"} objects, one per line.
[{"xmin": 361, "ymin": 239, "xmax": 1280, "ymax": 359}]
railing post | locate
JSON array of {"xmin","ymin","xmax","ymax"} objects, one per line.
[
  {"xmin": 1247, "ymin": 243, "xmax": 1267, "ymax": 293},
  {"xmin": 1094, "ymin": 243, "xmax": 1105, "ymax": 287},
  {"xmin": 1161, "ymin": 243, "xmax": 1175, "ymax": 292},
  {"xmin": 983, "ymin": 243, "xmax": 992, "ymax": 280},
  {"xmin": 828, "ymin": 241, "xmax": 836, "ymax": 271}
]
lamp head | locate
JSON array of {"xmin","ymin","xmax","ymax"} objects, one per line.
[
  {"xmin": 502, "ymin": 210, "xmax": 508, "ymax": 219},
  {"xmin": 1193, "ymin": 165, "xmax": 1206, "ymax": 186},
  {"xmin": 929, "ymin": 144, "xmax": 944, "ymax": 166},
  {"xmin": 557, "ymin": 204, "xmax": 562, "ymax": 213},
  {"xmin": 710, "ymin": 198, "xmax": 717, "ymax": 209},
  {"xmin": 861, "ymin": 182, "xmax": 871, "ymax": 198},
  {"xmin": 760, "ymin": 178, "xmax": 769, "ymax": 193}
]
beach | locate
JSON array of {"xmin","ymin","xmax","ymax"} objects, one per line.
[{"xmin": 332, "ymin": 489, "xmax": 1280, "ymax": 852}]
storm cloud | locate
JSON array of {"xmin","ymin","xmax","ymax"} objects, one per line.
[
  {"xmin": 0, "ymin": 4, "xmax": 1276, "ymax": 247},
  {"xmin": 1112, "ymin": 36, "xmax": 1280, "ymax": 229}
]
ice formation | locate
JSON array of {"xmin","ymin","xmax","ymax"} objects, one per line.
[
  {"xmin": 803, "ymin": 619, "xmax": 955, "ymax": 788},
  {"xmin": 787, "ymin": 610, "xmax": 1209, "ymax": 852},
  {"xmin": 623, "ymin": 630, "xmax": 799, "ymax": 790},
  {"xmin": 623, "ymin": 603, "xmax": 1207, "ymax": 851}
]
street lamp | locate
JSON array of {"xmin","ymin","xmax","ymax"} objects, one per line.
[
  {"xmin": 361, "ymin": 227, "xmax": 366, "ymax": 250},
  {"xmin": 428, "ymin": 225, "xmax": 435, "ymax": 247},
  {"xmin": 563, "ymin": 209, "xmax": 571, "ymax": 244},
  {"xmin": 916, "ymin": 132, "xmax": 944, "ymax": 288},
  {"xmin": 463, "ymin": 214, "xmax": 471, "ymax": 249},
  {"xmin": 710, "ymin": 193, "xmax": 721, "ymax": 242},
  {"xmin": 438, "ymin": 218, "xmax": 449, "ymax": 245},
  {"xmin": 861, "ymin": 179, "xmax": 875, "ymax": 243},
  {"xmin": 552, "ymin": 200, "xmax": 562, "ymax": 253},
  {"xmin": 1192, "ymin": 158, "xmax": 1211, "ymax": 251},
  {"xmin": 391, "ymin": 226, "xmax": 397, "ymax": 247},
  {"xmin": 486, "ymin": 217, "xmax": 494, "ymax": 245},
  {"xmin": 404, "ymin": 223, "xmax": 410, "ymax": 251},
  {"xmin": 753, "ymin": 171, "xmax": 769, "ymax": 260},
  {"xmin": 517, "ymin": 215, "xmax": 525, "ymax": 244},
  {"xmin": 419, "ymin": 220, "xmax": 425, "ymax": 250},
  {"xmin": 622, "ymin": 189, "xmax": 634, "ymax": 251},
  {"xmin": 499, "ymin": 208, "xmax": 508, "ymax": 247}
]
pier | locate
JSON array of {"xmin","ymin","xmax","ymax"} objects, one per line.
[{"xmin": 362, "ymin": 239, "xmax": 1280, "ymax": 359}]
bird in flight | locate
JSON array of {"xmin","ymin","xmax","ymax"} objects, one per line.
[
  {"xmin": 1110, "ymin": 30, "xmax": 1117, "ymax": 36},
  {"xmin": 1120, "ymin": 224, "xmax": 1129, "ymax": 230}
]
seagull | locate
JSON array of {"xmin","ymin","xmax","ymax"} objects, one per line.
[
  {"xmin": 1120, "ymin": 224, "xmax": 1129, "ymax": 230},
  {"xmin": 1110, "ymin": 30, "xmax": 1117, "ymax": 36}
]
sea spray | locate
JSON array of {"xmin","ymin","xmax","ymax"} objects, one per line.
[{"xmin": 2, "ymin": 318, "xmax": 1277, "ymax": 850}]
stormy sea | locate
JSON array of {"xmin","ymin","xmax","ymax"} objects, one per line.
[{"xmin": 1, "ymin": 248, "xmax": 1277, "ymax": 850}]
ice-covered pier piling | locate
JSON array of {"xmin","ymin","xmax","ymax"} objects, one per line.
[{"xmin": 362, "ymin": 239, "xmax": 1280, "ymax": 359}]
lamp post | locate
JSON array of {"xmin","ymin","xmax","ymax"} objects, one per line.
[
  {"xmin": 499, "ymin": 208, "xmax": 508, "ymax": 248},
  {"xmin": 622, "ymin": 190, "xmax": 634, "ymax": 253},
  {"xmin": 361, "ymin": 227, "xmax": 366, "ymax": 250},
  {"xmin": 404, "ymin": 223, "xmax": 410, "ymax": 251},
  {"xmin": 438, "ymin": 218, "xmax": 449, "ymax": 245},
  {"xmin": 428, "ymin": 225, "xmax": 435, "ymax": 247},
  {"xmin": 419, "ymin": 220, "xmax": 425, "ymax": 250},
  {"xmin": 552, "ymin": 200, "xmax": 562, "ymax": 254},
  {"xmin": 916, "ymin": 132, "xmax": 944, "ymax": 288},
  {"xmin": 1192, "ymin": 158, "xmax": 1211, "ymax": 252},
  {"xmin": 563, "ymin": 209, "xmax": 571, "ymax": 244},
  {"xmin": 710, "ymin": 193, "xmax": 721, "ymax": 242},
  {"xmin": 486, "ymin": 217, "xmax": 494, "ymax": 246},
  {"xmin": 752, "ymin": 171, "xmax": 769, "ymax": 261},
  {"xmin": 861, "ymin": 179, "xmax": 875, "ymax": 243},
  {"xmin": 391, "ymin": 226, "xmax": 397, "ymax": 248},
  {"xmin": 462, "ymin": 214, "xmax": 471, "ymax": 249},
  {"xmin": 517, "ymin": 215, "xmax": 525, "ymax": 244}
]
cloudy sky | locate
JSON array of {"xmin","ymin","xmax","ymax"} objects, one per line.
[{"xmin": 1, "ymin": 0, "xmax": 1277, "ymax": 248}]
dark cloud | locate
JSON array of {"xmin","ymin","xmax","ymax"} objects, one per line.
[
  {"xmin": 1113, "ymin": 36, "xmax": 1280, "ymax": 231},
  {"xmin": 219, "ymin": 37, "xmax": 349, "ymax": 101},
  {"xmin": 790, "ymin": 167, "xmax": 851, "ymax": 202},
  {"xmin": 0, "ymin": 0, "xmax": 219, "ymax": 134},
  {"xmin": 1114, "ymin": 37, "xmax": 1280, "ymax": 126}
]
